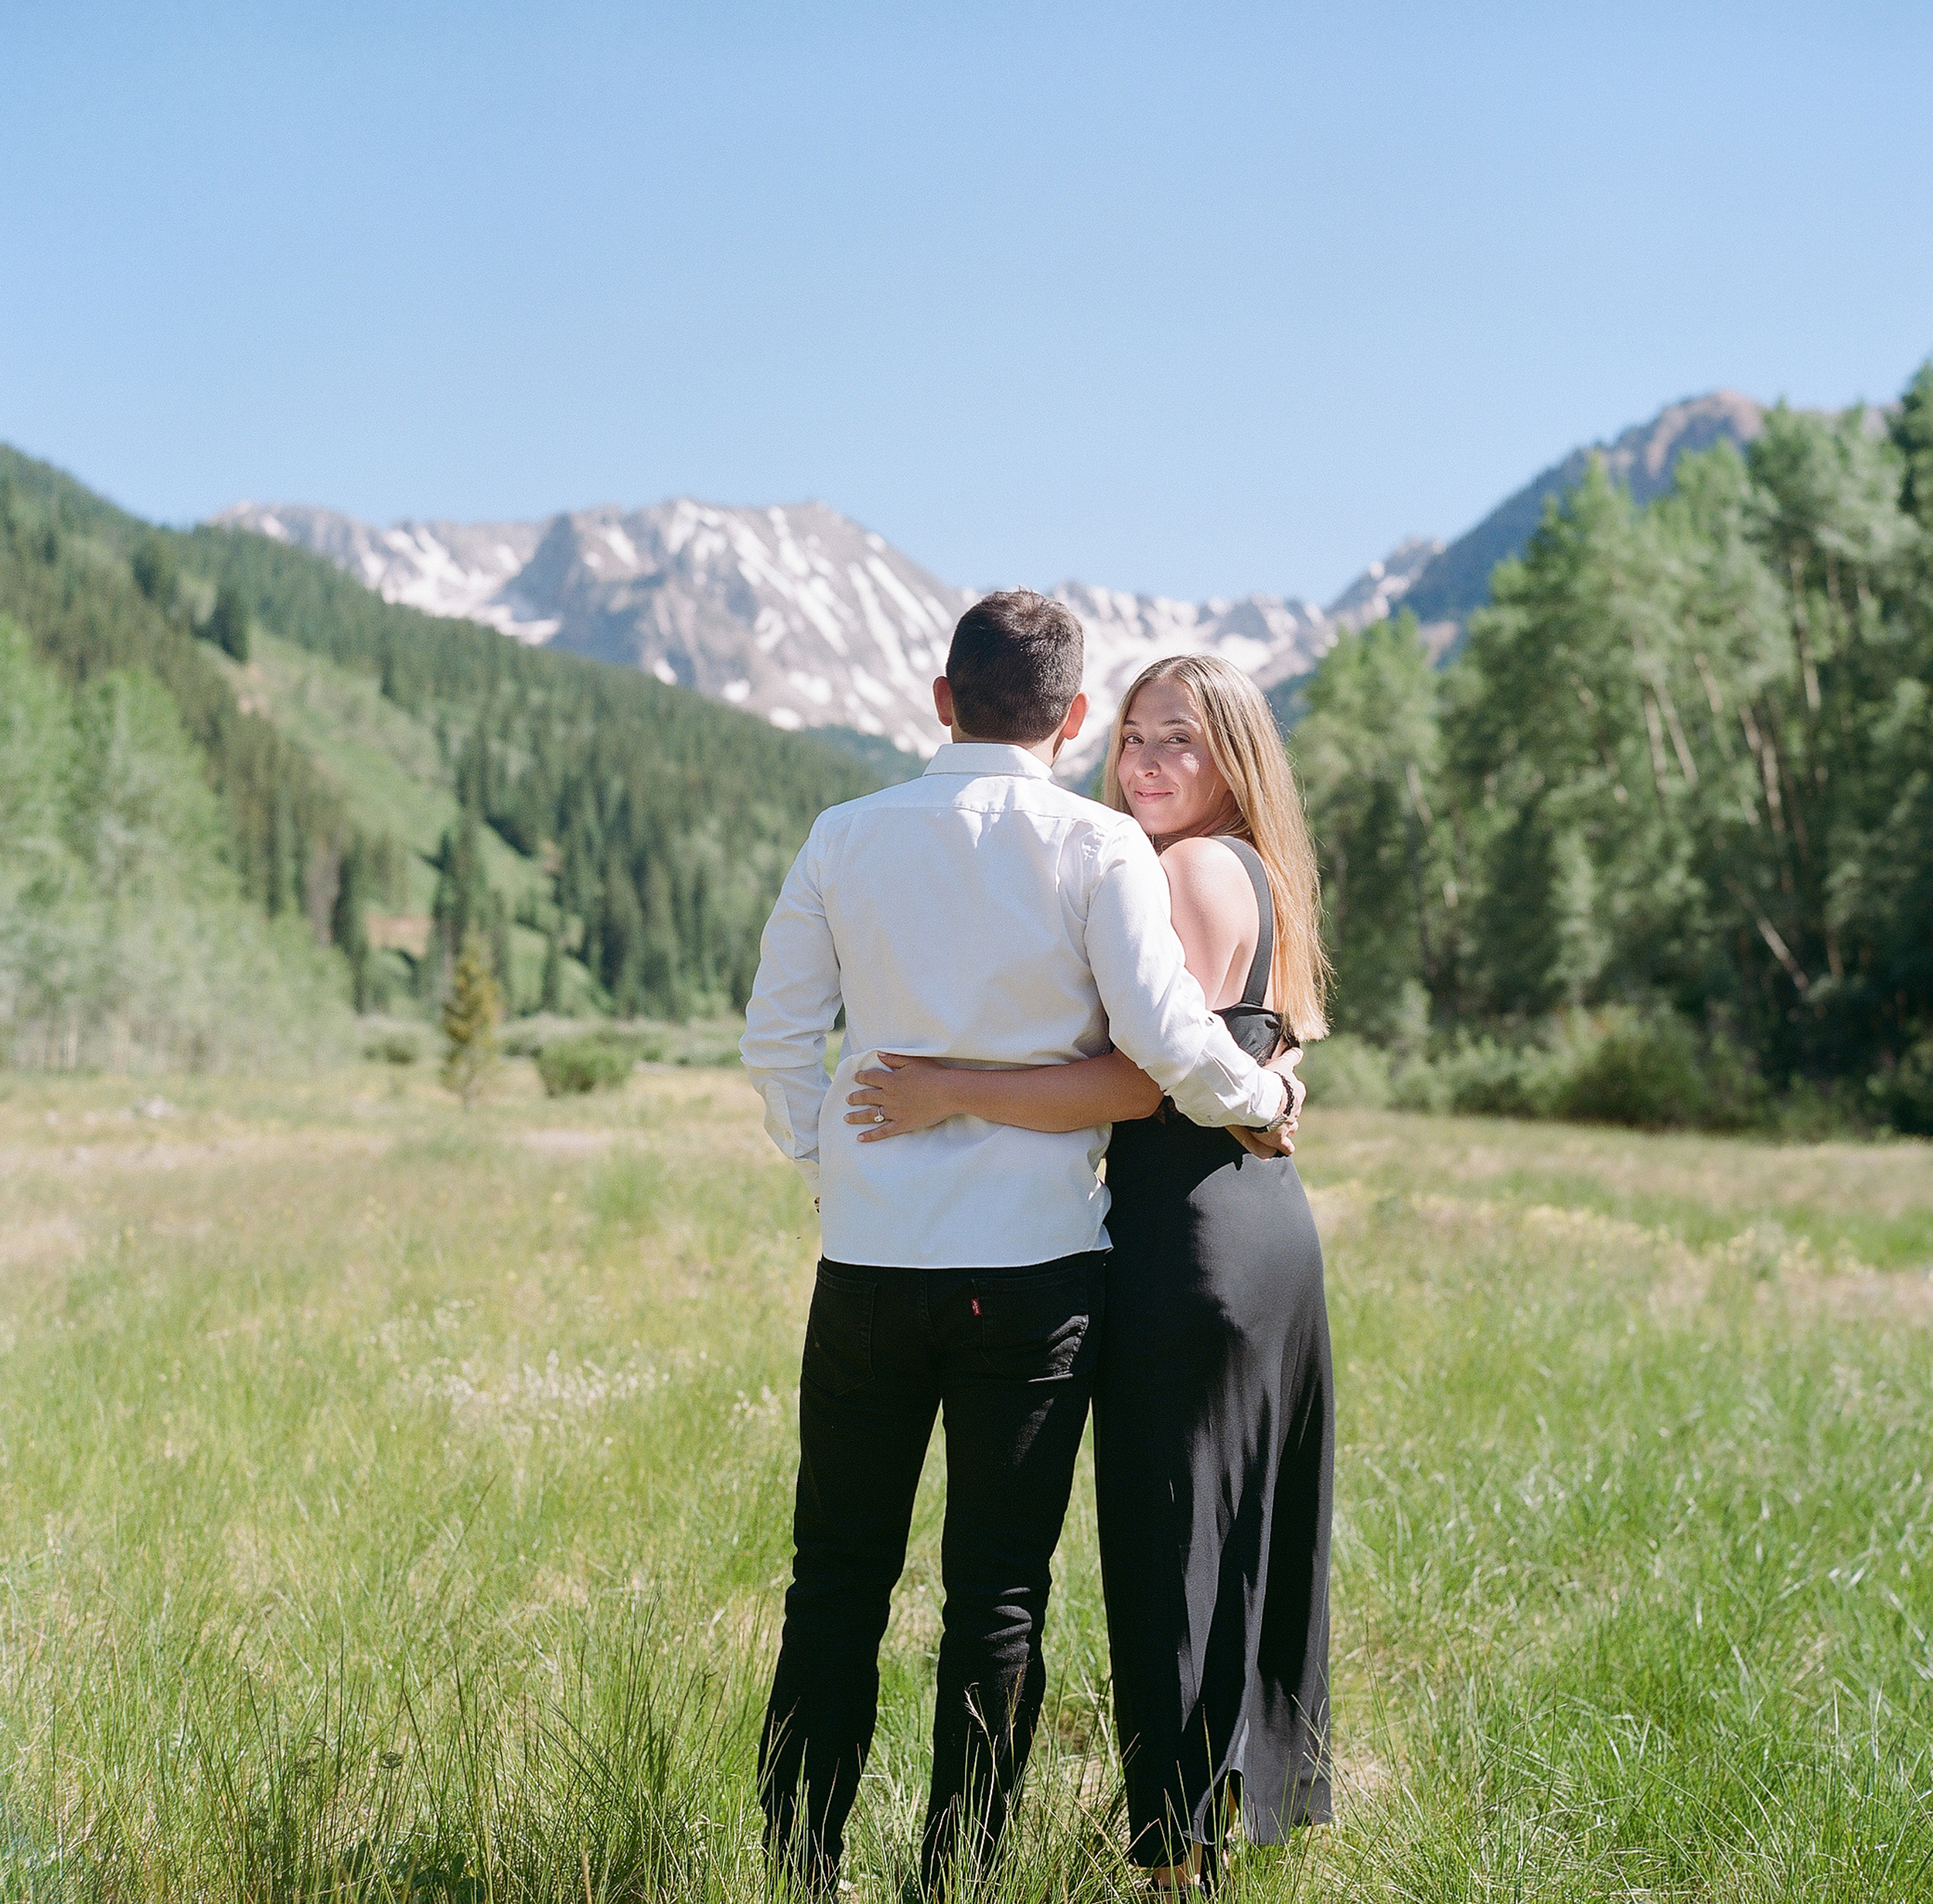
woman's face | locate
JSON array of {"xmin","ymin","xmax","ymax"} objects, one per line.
[{"xmin": 1116, "ymin": 675, "xmax": 1235, "ymax": 840}]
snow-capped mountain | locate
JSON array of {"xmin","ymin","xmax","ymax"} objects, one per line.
[
  {"xmin": 1321, "ymin": 534, "xmax": 1445, "ymax": 629},
  {"xmin": 1045, "ymin": 537, "xmax": 1441, "ymax": 777},
  {"xmin": 214, "ymin": 496, "xmax": 1429, "ymax": 764},
  {"xmin": 213, "ymin": 498, "xmax": 967, "ymax": 756}
]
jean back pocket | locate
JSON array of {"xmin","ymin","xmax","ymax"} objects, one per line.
[
  {"xmin": 803, "ymin": 1265, "xmax": 876, "ymax": 1396},
  {"xmin": 967, "ymin": 1262, "xmax": 1103, "ymax": 1383}
]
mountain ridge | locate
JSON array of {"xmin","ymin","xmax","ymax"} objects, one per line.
[
  {"xmin": 1399, "ymin": 391, "xmax": 1768, "ymax": 636},
  {"xmin": 211, "ymin": 387, "xmax": 1781, "ymax": 760},
  {"xmin": 214, "ymin": 495, "xmax": 1437, "ymax": 765}
]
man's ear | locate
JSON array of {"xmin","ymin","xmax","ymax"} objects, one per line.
[
  {"xmin": 932, "ymin": 676, "xmax": 955, "ymax": 731},
  {"xmin": 1059, "ymin": 691, "xmax": 1089, "ymax": 743}
]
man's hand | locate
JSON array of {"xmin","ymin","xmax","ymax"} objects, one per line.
[{"xmin": 1232, "ymin": 1044, "xmax": 1304, "ymax": 1157}]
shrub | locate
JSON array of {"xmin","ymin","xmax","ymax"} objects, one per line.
[
  {"xmin": 1389, "ymin": 1055, "xmax": 1452, "ymax": 1113},
  {"xmin": 1870, "ymin": 1037, "xmax": 1933, "ymax": 1136},
  {"xmin": 366, "ymin": 1030, "xmax": 420, "ymax": 1066},
  {"xmin": 1437, "ymin": 1035, "xmax": 1566, "ymax": 1119},
  {"xmin": 1552, "ymin": 1011, "xmax": 1765, "ymax": 1132},
  {"xmin": 1555, "ymin": 1015, "xmax": 1704, "ymax": 1128},
  {"xmin": 498, "ymin": 1022, "xmax": 548, "ymax": 1059},
  {"xmin": 1297, "ymin": 1033, "xmax": 1391, "ymax": 1109},
  {"xmin": 1302, "ymin": 1010, "xmax": 1777, "ymax": 1133},
  {"xmin": 598, "ymin": 1026, "xmax": 669, "ymax": 1064},
  {"xmin": 537, "ymin": 1037, "xmax": 634, "ymax": 1097}
]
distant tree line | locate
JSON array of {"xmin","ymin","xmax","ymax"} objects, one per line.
[
  {"xmin": 1293, "ymin": 363, "xmax": 1933, "ymax": 1130},
  {"xmin": 22, "ymin": 358, "xmax": 1924, "ymax": 1121}
]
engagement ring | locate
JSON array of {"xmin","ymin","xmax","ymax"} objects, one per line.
[{"xmin": 874, "ymin": 1110, "xmax": 886, "ymax": 1124}]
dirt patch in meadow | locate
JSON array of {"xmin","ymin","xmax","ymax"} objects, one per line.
[
  {"xmin": 0, "ymin": 1214, "xmax": 86, "ymax": 1269},
  {"xmin": 518, "ymin": 1128, "xmax": 621, "ymax": 1156}
]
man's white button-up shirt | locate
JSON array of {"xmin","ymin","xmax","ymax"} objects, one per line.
[{"xmin": 740, "ymin": 742, "xmax": 1287, "ymax": 1269}]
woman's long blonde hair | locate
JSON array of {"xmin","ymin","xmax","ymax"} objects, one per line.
[{"xmin": 1103, "ymin": 654, "xmax": 1330, "ymax": 1041}]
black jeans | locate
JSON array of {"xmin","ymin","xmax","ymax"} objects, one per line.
[{"xmin": 759, "ymin": 1251, "xmax": 1106, "ymax": 1892}]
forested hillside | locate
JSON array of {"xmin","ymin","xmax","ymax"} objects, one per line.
[
  {"xmin": 0, "ymin": 448, "xmax": 878, "ymax": 1068},
  {"xmin": 1294, "ymin": 364, "xmax": 1933, "ymax": 1132},
  {"xmin": 180, "ymin": 520, "xmax": 877, "ymax": 1016}
]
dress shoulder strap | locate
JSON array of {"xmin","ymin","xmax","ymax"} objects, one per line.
[{"xmin": 1215, "ymin": 835, "xmax": 1274, "ymax": 1009}]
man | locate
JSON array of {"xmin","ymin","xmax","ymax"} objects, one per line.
[{"xmin": 740, "ymin": 589, "xmax": 1296, "ymax": 1895}]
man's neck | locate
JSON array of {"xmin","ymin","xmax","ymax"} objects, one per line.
[{"xmin": 949, "ymin": 727, "xmax": 1062, "ymax": 768}]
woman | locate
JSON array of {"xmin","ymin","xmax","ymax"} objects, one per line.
[{"xmin": 844, "ymin": 655, "xmax": 1334, "ymax": 1889}]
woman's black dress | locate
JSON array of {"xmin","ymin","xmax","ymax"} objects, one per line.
[{"xmin": 1094, "ymin": 836, "xmax": 1334, "ymax": 1864}]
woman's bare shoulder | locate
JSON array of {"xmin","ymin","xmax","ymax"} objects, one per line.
[
  {"xmin": 1159, "ymin": 835, "xmax": 1258, "ymax": 933},
  {"xmin": 1160, "ymin": 833, "xmax": 1252, "ymax": 893}
]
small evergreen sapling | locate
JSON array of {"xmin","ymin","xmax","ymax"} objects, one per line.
[{"xmin": 441, "ymin": 927, "xmax": 503, "ymax": 1109}]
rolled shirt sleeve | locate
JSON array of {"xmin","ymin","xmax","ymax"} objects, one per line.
[
  {"xmin": 739, "ymin": 826, "xmax": 843, "ymax": 1192},
  {"xmin": 1082, "ymin": 824, "xmax": 1287, "ymax": 1129}
]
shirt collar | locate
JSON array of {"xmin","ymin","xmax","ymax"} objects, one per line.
[{"xmin": 922, "ymin": 742, "xmax": 1057, "ymax": 782}]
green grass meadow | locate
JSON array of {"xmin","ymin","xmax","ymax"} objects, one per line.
[{"xmin": 1, "ymin": 1065, "xmax": 1928, "ymax": 1900}]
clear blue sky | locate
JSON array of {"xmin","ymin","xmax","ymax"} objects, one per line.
[{"xmin": 4, "ymin": 2, "xmax": 1928, "ymax": 603}]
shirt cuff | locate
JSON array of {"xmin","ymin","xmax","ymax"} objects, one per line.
[{"xmin": 1248, "ymin": 1069, "xmax": 1289, "ymax": 1126}]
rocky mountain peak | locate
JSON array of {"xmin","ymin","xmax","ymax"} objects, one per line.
[{"xmin": 1399, "ymin": 390, "xmax": 1768, "ymax": 635}]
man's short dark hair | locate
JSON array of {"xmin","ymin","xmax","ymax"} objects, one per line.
[{"xmin": 945, "ymin": 589, "xmax": 1083, "ymax": 744}]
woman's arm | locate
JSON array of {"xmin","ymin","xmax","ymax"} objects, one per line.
[
  {"xmin": 846, "ymin": 1045, "xmax": 1304, "ymax": 1147},
  {"xmin": 844, "ymin": 1049, "xmax": 1163, "ymax": 1139}
]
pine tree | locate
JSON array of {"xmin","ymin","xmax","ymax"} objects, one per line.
[
  {"xmin": 487, "ymin": 889, "xmax": 514, "ymax": 1011},
  {"xmin": 332, "ymin": 842, "xmax": 373, "ymax": 1011},
  {"xmin": 599, "ymin": 847, "xmax": 648, "ymax": 1011},
  {"xmin": 203, "ymin": 584, "xmax": 251, "ymax": 662},
  {"xmin": 1892, "ymin": 359, "xmax": 1933, "ymax": 529},
  {"xmin": 131, "ymin": 534, "xmax": 178, "ymax": 611},
  {"xmin": 427, "ymin": 812, "xmax": 489, "ymax": 993},
  {"xmin": 441, "ymin": 927, "xmax": 503, "ymax": 1109},
  {"xmin": 540, "ymin": 926, "xmax": 564, "ymax": 1013}
]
